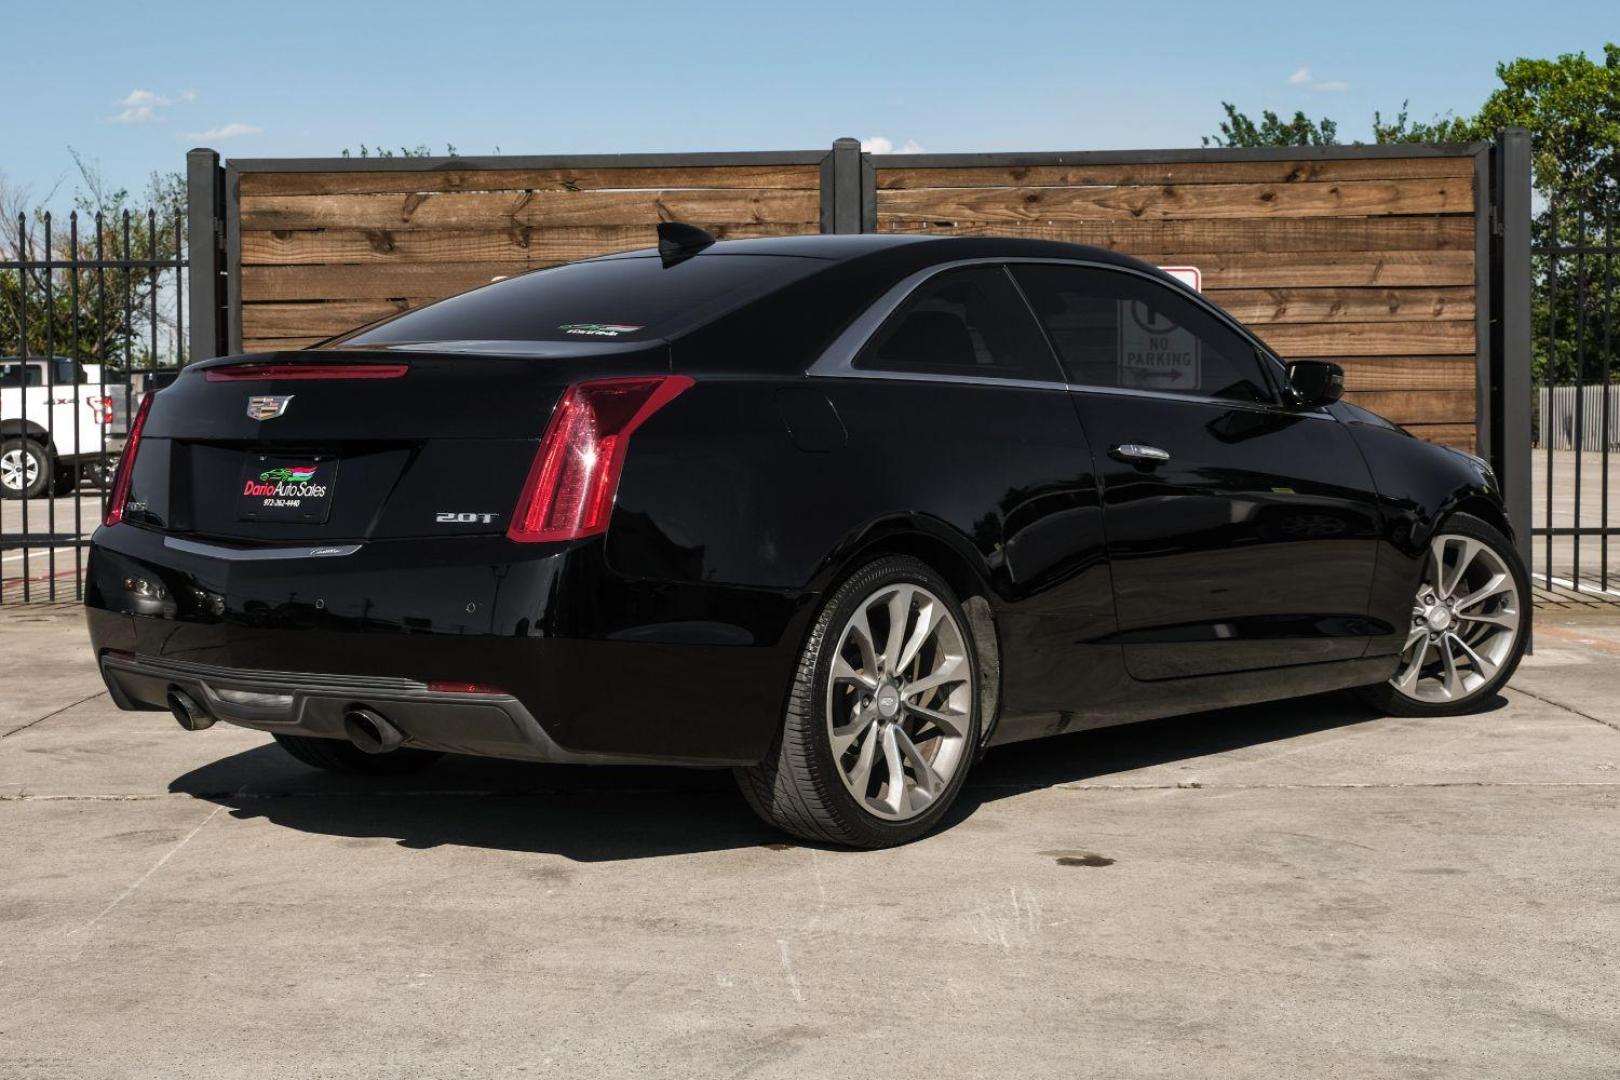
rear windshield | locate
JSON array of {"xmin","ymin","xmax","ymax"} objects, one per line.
[{"xmin": 331, "ymin": 254, "xmax": 825, "ymax": 349}]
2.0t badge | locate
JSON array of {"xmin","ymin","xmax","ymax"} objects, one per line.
[{"xmin": 246, "ymin": 395, "xmax": 294, "ymax": 420}]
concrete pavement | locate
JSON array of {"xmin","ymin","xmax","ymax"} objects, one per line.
[{"xmin": 1, "ymin": 609, "xmax": 1617, "ymax": 1079}]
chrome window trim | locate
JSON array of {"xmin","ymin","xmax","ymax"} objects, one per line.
[{"xmin": 806, "ymin": 255, "xmax": 1335, "ymax": 420}]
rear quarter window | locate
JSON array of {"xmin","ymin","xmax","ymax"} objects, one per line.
[{"xmin": 331, "ymin": 254, "xmax": 827, "ymax": 349}]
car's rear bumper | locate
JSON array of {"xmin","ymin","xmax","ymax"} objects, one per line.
[
  {"xmin": 85, "ymin": 523, "xmax": 810, "ymax": 766},
  {"xmin": 97, "ymin": 649, "xmax": 642, "ymax": 764}
]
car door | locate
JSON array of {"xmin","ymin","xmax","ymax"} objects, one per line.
[{"xmin": 1011, "ymin": 263, "xmax": 1384, "ymax": 681}]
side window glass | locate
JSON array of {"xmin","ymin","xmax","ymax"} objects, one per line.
[
  {"xmin": 1011, "ymin": 265, "xmax": 1274, "ymax": 404},
  {"xmin": 855, "ymin": 266, "xmax": 1062, "ymax": 382}
]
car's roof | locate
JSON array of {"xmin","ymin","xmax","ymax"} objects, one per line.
[{"xmin": 589, "ymin": 232, "xmax": 1158, "ymax": 271}]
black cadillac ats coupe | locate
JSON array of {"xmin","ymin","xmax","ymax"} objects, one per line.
[{"xmin": 86, "ymin": 225, "xmax": 1529, "ymax": 848}]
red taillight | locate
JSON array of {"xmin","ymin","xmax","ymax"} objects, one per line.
[
  {"xmin": 507, "ymin": 375, "xmax": 694, "ymax": 544},
  {"xmin": 87, "ymin": 395, "xmax": 113, "ymax": 423},
  {"xmin": 427, "ymin": 681, "xmax": 507, "ymax": 695},
  {"xmin": 204, "ymin": 363, "xmax": 409, "ymax": 382},
  {"xmin": 105, "ymin": 392, "xmax": 154, "ymax": 526}
]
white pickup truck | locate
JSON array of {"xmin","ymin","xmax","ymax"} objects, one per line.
[{"xmin": 0, "ymin": 356, "xmax": 127, "ymax": 499}]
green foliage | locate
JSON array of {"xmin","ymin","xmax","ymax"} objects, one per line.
[
  {"xmin": 1202, "ymin": 103, "xmax": 1338, "ymax": 147},
  {"xmin": 1370, "ymin": 101, "xmax": 1479, "ymax": 144},
  {"xmin": 1475, "ymin": 44, "xmax": 1620, "ymax": 205}
]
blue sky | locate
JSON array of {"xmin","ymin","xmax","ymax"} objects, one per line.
[{"xmin": 2, "ymin": 0, "xmax": 1613, "ymax": 205}]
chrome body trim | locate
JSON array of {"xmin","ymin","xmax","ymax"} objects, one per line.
[{"xmin": 163, "ymin": 536, "xmax": 363, "ymax": 561}]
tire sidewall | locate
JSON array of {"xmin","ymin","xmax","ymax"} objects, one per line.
[{"xmin": 803, "ymin": 556, "xmax": 981, "ymax": 846}]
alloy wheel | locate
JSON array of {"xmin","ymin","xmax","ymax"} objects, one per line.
[
  {"xmin": 1, "ymin": 448, "xmax": 39, "ymax": 494},
  {"xmin": 1390, "ymin": 532, "xmax": 1522, "ymax": 704},
  {"xmin": 825, "ymin": 583, "xmax": 973, "ymax": 821}
]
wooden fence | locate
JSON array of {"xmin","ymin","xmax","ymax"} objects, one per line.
[
  {"xmin": 872, "ymin": 149, "xmax": 1483, "ymax": 449},
  {"xmin": 193, "ymin": 139, "xmax": 1501, "ymax": 452}
]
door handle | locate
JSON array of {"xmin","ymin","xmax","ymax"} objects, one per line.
[{"xmin": 1111, "ymin": 443, "xmax": 1172, "ymax": 463}]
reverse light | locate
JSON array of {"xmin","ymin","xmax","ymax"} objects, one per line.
[
  {"xmin": 104, "ymin": 391, "xmax": 153, "ymax": 527},
  {"xmin": 507, "ymin": 375, "xmax": 694, "ymax": 543},
  {"xmin": 204, "ymin": 362, "xmax": 409, "ymax": 382}
]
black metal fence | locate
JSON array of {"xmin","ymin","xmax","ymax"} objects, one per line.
[
  {"xmin": 0, "ymin": 207, "xmax": 185, "ymax": 603},
  {"xmin": 1532, "ymin": 200, "xmax": 1619, "ymax": 599}
]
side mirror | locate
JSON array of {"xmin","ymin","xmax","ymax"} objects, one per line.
[{"xmin": 1286, "ymin": 361, "xmax": 1344, "ymax": 408}]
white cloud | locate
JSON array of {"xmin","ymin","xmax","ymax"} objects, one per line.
[
  {"xmin": 1287, "ymin": 67, "xmax": 1349, "ymax": 93},
  {"xmin": 181, "ymin": 122, "xmax": 263, "ymax": 140},
  {"xmin": 109, "ymin": 88, "xmax": 198, "ymax": 124},
  {"xmin": 860, "ymin": 135, "xmax": 926, "ymax": 154}
]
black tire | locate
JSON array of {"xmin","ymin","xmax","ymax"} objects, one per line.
[
  {"xmin": 736, "ymin": 555, "xmax": 982, "ymax": 848},
  {"xmin": 0, "ymin": 438, "xmax": 50, "ymax": 500},
  {"xmin": 1358, "ymin": 512, "xmax": 1529, "ymax": 717},
  {"xmin": 272, "ymin": 732, "xmax": 444, "ymax": 775},
  {"xmin": 49, "ymin": 461, "xmax": 77, "ymax": 497}
]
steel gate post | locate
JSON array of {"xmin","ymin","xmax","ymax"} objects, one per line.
[{"xmin": 186, "ymin": 148, "xmax": 226, "ymax": 363}]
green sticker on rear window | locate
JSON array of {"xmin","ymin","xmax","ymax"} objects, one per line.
[{"xmin": 559, "ymin": 323, "xmax": 642, "ymax": 337}]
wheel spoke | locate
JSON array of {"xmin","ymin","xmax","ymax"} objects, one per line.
[
  {"xmin": 1437, "ymin": 537, "xmax": 1480, "ymax": 598},
  {"xmin": 845, "ymin": 606, "xmax": 879, "ymax": 674},
  {"xmin": 830, "ymin": 655, "xmax": 877, "ymax": 691},
  {"xmin": 845, "ymin": 720, "xmax": 879, "ymax": 794},
  {"xmin": 1438, "ymin": 635, "xmax": 1464, "ymax": 699},
  {"xmin": 1447, "ymin": 632, "xmax": 1497, "ymax": 680},
  {"xmin": 901, "ymin": 654, "xmax": 966, "ymax": 700},
  {"xmin": 880, "ymin": 586, "xmax": 912, "ymax": 675},
  {"xmin": 1394, "ymin": 642, "xmax": 1427, "ymax": 694},
  {"xmin": 1457, "ymin": 607, "xmax": 1518, "ymax": 632},
  {"xmin": 879, "ymin": 724, "xmax": 908, "ymax": 816},
  {"xmin": 904, "ymin": 701, "xmax": 968, "ymax": 739},
  {"xmin": 1453, "ymin": 572, "xmax": 1512, "ymax": 611},
  {"xmin": 831, "ymin": 714, "xmax": 875, "ymax": 757},
  {"xmin": 893, "ymin": 726, "xmax": 941, "ymax": 804},
  {"xmin": 896, "ymin": 597, "xmax": 942, "ymax": 674}
]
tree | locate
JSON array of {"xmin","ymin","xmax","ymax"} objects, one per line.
[
  {"xmin": 0, "ymin": 154, "xmax": 186, "ymax": 370},
  {"xmin": 1202, "ymin": 103, "xmax": 1338, "ymax": 147}
]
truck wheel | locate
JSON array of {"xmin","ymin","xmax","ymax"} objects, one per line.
[{"xmin": 0, "ymin": 439, "xmax": 50, "ymax": 500}]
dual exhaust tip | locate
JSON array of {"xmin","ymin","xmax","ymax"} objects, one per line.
[{"xmin": 166, "ymin": 688, "xmax": 404, "ymax": 755}]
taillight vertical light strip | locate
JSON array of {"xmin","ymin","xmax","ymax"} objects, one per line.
[
  {"xmin": 507, "ymin": 376, "xmax": 694, "ymax": 543},
  {"xmin": 104, "ymin": 391, "xmax": 154, "ymax": 526}
]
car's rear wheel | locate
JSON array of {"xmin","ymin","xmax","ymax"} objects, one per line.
[
  {"xmin": 737, "ymin": 555, "xmax": 980, "ymax": 848},
  {"xmin": 272, "ymin": 732, "xmax": 444, "ymax": 775},
  {"xmin": 0, "ymin": 439, "xmax": 50, "ymax": 500},
  {"xmin": 1361, "ymin": 513, "xmax": 1528, "ymax": 717}
]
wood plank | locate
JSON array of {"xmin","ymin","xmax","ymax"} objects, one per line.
[
  {"xmin": 876, "ymin": 156, "xmax": 1476, "ymax": 189},
  {"xmin": 240, "ymin": 164, "xmax": 822, "ymax": 197},
  {"xmin": 1125, "ymin": 250, "xmax": 1474, "ymax": 288},
  {"xmin": 243, "ymin": 300, "xmax": 412, "ymax": 339},
  {"xmin": 1253, "ymin": 319, "xmax": 1474, "ymax": 357},
  {"xmin": 875, "ymin": 216, "xmax": 1475, "ymax": 253},
  {"xmin": 242, "ymin": 262, "xmax": 530, "ymax": 302},
  {"xmin": 1401, "ymin": 422, "xmax": 1475, "ymax": 451},
  {"xmin": 1341, "ymin": 389, "xmax": 1476, "ymax": 424},
  {"xmin": 1206, "ymin": 286, "xmax": 1474, "ymax": 325},
  {"xmin": 875, "ymin": 178, "xmax": 1471, "ymax": 225},
  {"xmin": 240, "ymin": 189, "xmax": 820, "ymax": 231},
  {"xmin": 1322, "ymin": 356, "xmax": 1477, "ymax": 391},
  {"xmin": 238, "ymin": 223, "xmax": 812, "ymax": 266},
  {"xmin": 241, "ymin": 336, "xmax": 325, "ymax": 352}
]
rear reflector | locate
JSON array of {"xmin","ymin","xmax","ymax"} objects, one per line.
[
  {"xmin": 427, "ymin": 681, "xmax": 507, "ymax": 696},
  {"xmin": 204, "ymin": 362, "xmax": 409, "ymax": 382},
  {"xmin": 104, "ymin": 391, "xmax": 154, "ymax": 527},
  {"xmin": 507, "ymin": 375, "xmax": 694, "ymax": 543}
]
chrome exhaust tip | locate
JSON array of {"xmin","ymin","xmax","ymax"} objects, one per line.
[
  {"xmin": 342, "ymin": 707, "xmax": 405, "ymax": 754},
  {"xmin": 166, "ymin": 689, "xmax": 214, "ymax": 731}
]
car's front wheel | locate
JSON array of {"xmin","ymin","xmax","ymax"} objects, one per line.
[
  {"xmin": 1361, "ymin": 512, "xmax": 1528, "ymax": 717},
  {"xmin": 737, "ymin": 555, "xmax": 981, "ymax": 848}
]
